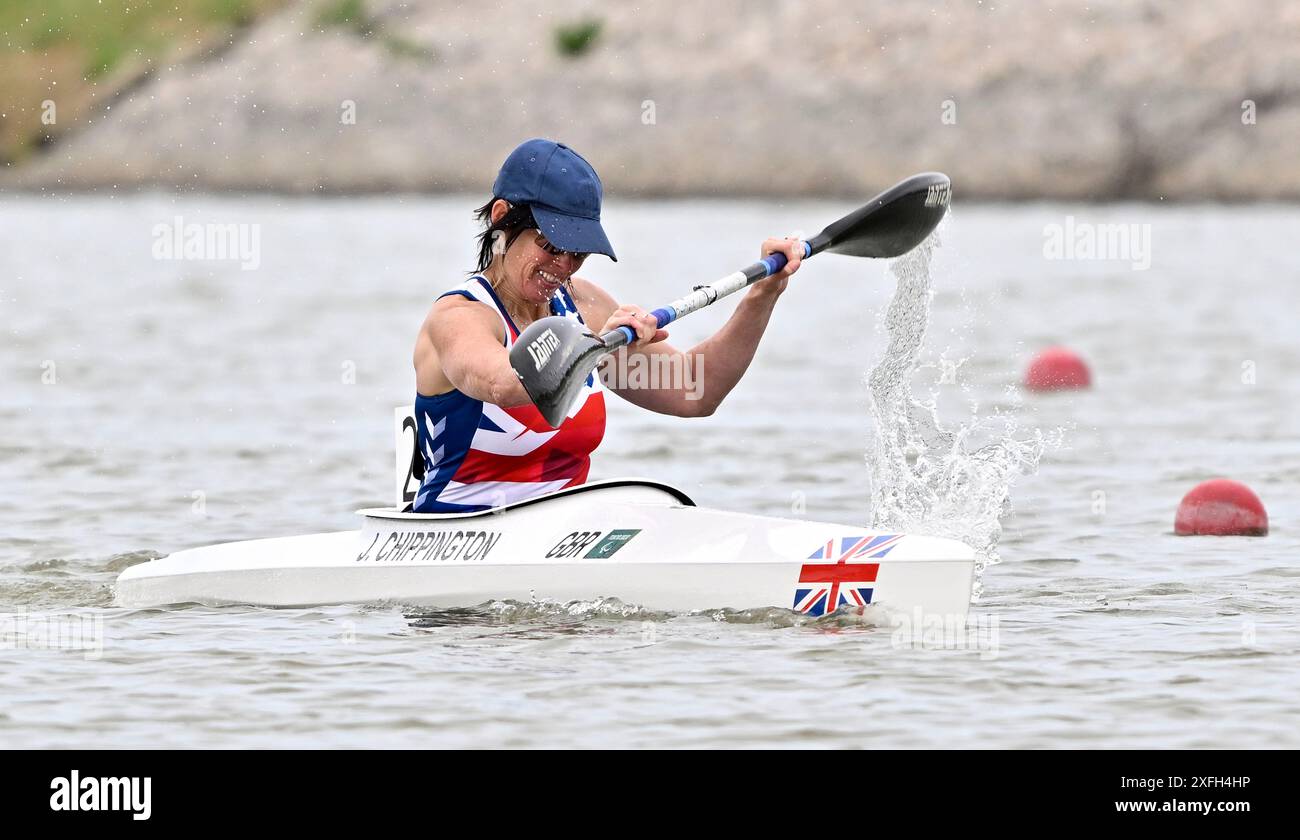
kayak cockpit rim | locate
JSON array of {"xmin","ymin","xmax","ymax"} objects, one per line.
[{"xmin": 366, "ymin": 477, "xmax": 697, "ymax": 520}]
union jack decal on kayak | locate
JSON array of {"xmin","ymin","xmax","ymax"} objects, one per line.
[{"xmin": 793, "ymin": 535, "xmax": 902, "ymax": 616}]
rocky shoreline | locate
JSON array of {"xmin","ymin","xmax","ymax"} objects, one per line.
[{"xmin": 5, "ymin": 0, "xmax": 1300, "ymax": 200}]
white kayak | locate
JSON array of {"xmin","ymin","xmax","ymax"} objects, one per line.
[{"xmin": 115, "ymin": 479, "xmax": 976, "ymax": 618}]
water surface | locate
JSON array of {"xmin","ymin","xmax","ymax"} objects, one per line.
[{"xmin": 2, "ymin": 194, "xmax": 1297, "ymax": 748}]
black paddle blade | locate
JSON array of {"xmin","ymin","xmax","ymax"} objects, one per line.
[
  {"xmin": 808, "ymin": 172, "xmax": 951, "ymax": 259},
  {"xmin": 509, "ymin": 315, "xmax": 608, "ymax": 429}
]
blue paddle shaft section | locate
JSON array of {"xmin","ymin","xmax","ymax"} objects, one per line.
[
  {"xmin": 743, "ymin": 241, "xmax": 811, "ymax": 284},
  {"xmin": 651, "ymin": 306, "xmax": 675, "ymax": 327},
  {"xmin": 760, "ymin": 253, "xmax": 786, "ymax": 275},
  {"xmin": 758, "ymin": 241, "xmax": 811, "ymax": 277},
  {"xmin": 615, "ymin": 325, "xmax": 636, "ymax": 346}
]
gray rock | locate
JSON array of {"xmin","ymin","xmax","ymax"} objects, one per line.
[{"xmin": 6, "ymin": 0, "xmax": 1299, "ymax": 199}]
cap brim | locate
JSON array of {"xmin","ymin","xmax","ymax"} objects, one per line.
[{"xmin": 532, "ymin": 206, "xmax": 617, "ymax": 262}]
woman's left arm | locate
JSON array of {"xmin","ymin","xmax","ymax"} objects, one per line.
[{"xmin": 571, "ymin": 237, "xmax": 803, "ymax": 417}]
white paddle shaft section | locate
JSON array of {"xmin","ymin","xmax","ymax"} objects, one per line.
[{"xmin": 662, "ymin": 270, "xmax": 749, "ymax": 321}]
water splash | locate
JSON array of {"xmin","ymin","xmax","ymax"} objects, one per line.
[
  {"xmin": 405, "ymin": 596, "xmax": 672, "ymax": 627},
  {"xmin": 711, "ymin": 603, "xmax": 895, "ymax": 629},
  {"xmin": 865, "ymin": 235, "xmax": 1058, "ymax": 599}
]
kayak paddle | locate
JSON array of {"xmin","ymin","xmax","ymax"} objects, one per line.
[{"xmin": 510, "ymin": 171, "xmax": 951, "ymax": 428}]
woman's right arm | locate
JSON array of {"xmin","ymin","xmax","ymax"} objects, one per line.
[{"xmin": 414, "ymin": 297, "xmax": 532, "ymax": 407}]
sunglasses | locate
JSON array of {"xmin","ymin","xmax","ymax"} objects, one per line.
[{"xmin": 533, "ymin": 230, "xmax": 589, "ymax": 263}]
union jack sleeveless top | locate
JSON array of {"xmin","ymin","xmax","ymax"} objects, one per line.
[{"xmin": 412, "ymin": 275, "xmax": 607, "ymax": 513}]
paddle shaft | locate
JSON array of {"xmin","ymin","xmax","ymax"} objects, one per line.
[
  {"xmin": 510, "ymin": 172, "xmax": 950, "ymax": 428},
  {"xmin": 604, "ymin": 240, "xmax": 815, "ymax": 350}
]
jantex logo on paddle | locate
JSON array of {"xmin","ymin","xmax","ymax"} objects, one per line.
[
  {"xmin": 50, "ymin": 771, "xmax": 151, "ymax": 820},
  {"xmin": 924, "ymin": 182, "xmax": 950, "ymax": 207},
  {"xmin": 527, "ymin": 328, "xmax": 561, "ymax": 371}
]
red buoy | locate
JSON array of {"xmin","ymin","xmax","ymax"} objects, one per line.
[
  {"xmin": 1024, "ymin": 346, "xmax": 1091, "ymax": 391},
  {"xmin": 1174, "ymin": 479, "xmax": 1269, "ymax": 536}
]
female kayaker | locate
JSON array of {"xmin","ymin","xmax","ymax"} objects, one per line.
[{"xmin": 411, "ymin": 138, "xmax": 802, "ymax": 512}]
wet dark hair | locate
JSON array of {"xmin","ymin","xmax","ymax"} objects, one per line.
[{"xmin": 472, "ymin": 198, "xmax": 537, "ymax": 275}]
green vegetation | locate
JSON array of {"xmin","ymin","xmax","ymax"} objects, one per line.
[
  {"xmin": 316, "ymin": 0, "xmax": 373, "ymax": 36},
  {"xmin": 314, "ymin": 0, "xmax": 434, "ymax": 62},
  {"xmin": 0, "ymin": 0, "xmax": 272, "ymax": 55},
  {"xmin": 206, "ymin": 0, "xmax": 258, "ymax": 27},
  {"xmin": 381, "ymin": 34, "xmax": 436, "ymax": 63},
  {"xmin": 554, "ymin": 18, "xmax": 603, "ymax": 58},
  {"xmin": 85, "ymin": 36, "xmax": 128, "ymax": 80},
  {"xmin": 0, "ymin": 0, "xmax": 430, "ymax": 164},
  {"xmin": 28, "ymin": 17, "xmax": 69, "ymax": 50},
  {"xmin": 0, "ymin": 0, "xmax": 286, "ymax": 162}
]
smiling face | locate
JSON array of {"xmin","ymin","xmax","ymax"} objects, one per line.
[
  {"xmin": 489, "ymin": 201, "xmax": 586, "ymax": 307},
  {"xmin": 503, "ymin": 231, "xmax": 585, "ymax": 304}
]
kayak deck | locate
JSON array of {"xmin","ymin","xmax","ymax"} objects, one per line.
[{"xmin": 116, "ymin": 479, "xmax": 976, "ymax": 618}]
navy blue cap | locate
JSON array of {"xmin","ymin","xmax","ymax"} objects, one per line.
[{"xmin": 492, "ymin": 138, "xmax": 616, "ymax": 261}]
